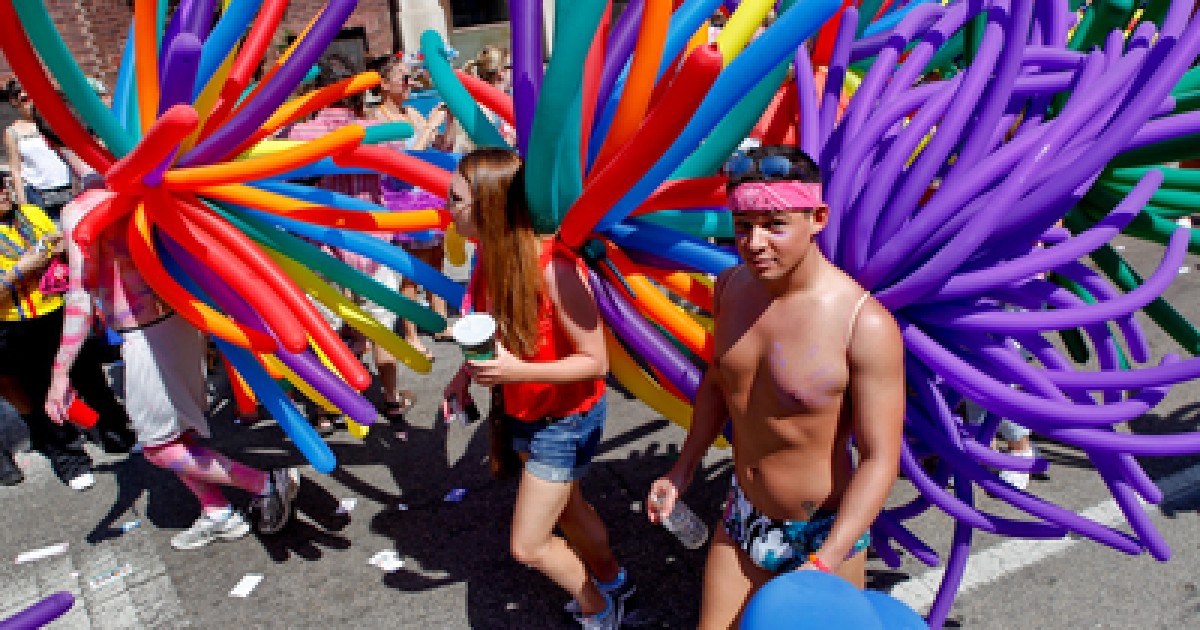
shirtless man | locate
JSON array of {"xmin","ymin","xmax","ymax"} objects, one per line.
[
  {"xmin": 45, "ymin": 190, "xmax": 299, "ymax": 550},
  {"xmin": 647, "ymin": 146, "xmax": 904, "ymax": 628}
]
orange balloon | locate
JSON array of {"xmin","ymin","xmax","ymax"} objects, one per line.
[
  {"xmin": 638, "ymin": 265, "xmax": 714, "ymax": 312},
  {"xmin": 196, "ymin": 183, "xmax": 449, "ymax": 232},
  {"xmin": 226, "ymin": 72, "xmax": 382, "ymax": 159},
  {"xmin": 134, "ymin": 0, "xmax": 159, "ymax": 133},
  {"xmin": 227, "ymin": 364, "xmax": 259, "ymax": 416},
  {"xmin": 165, "ymin": 125, "xmax": 366, "ymax": 189},
  {"xmin": 606, "ymin": 244, "xmax": 713, "ymax": 361},
  {"xmin": 590, "ymin": 0, "xmax": 673, "ymax": 176},
  {"xmin": 455, "ymin": 70, "xmax": 515, "ymax": 126}
]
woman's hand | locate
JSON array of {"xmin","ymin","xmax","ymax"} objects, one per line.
[
  {"xmin": 464, "ymin": 341, "xmax": 523, "ymax": 386},
  {"xmin": 43, "ymin": 233, "xmax": 65, "ymax": 257}
]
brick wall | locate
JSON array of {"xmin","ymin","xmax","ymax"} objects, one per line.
[{"xmin": 0, "ymin": 1, "xmax": 413, "ymax": 91}]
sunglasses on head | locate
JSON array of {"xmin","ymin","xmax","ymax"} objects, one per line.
[{"xmin": 722, "ymin": 153, "xmax": 807, "ymax": 180}]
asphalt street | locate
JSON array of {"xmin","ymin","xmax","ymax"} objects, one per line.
[{"xmin": 1, "ymin": 233, "xmax": 1199, "ymax": 629}]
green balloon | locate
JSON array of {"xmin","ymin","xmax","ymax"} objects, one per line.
[
  {"xmin": 420, "ymin": 30, "xmax": 510, "ymax": 150},
  {"xmin": 212, "ymin": 203, "xmax": 447, "ymax": 334},
  {"xmin": 525, "ymin": 0, "xmax": 609, "ymax": 234},
  {"xmin": 1064, "ymin": 209, "xmax": 1200, "ymax": 355},
  {"xmin": 13, "ymin": 0, "xmax": 137, "ymax": 156}
]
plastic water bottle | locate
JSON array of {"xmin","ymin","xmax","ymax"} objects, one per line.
[{"xmin": 660, "ymin": 499, "xmax": 709, "ymax": 550}]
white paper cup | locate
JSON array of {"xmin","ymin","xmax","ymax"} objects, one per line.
[{"xmin": 452, "ymin": 313, "xmax": 497, "ymax": 361}]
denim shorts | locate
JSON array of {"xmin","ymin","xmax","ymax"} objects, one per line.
[{"xmin": 510, "ymin": 397, "xmax": 606, "ymax": 483}]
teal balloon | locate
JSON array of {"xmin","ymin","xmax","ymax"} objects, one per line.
[
  {"xmin": 640, "ymin": 210, "xmax": 733, "ymax": 238},
  {"xmin": 420, "ymin": 30, "xmax": 511, "ymax": 150},
  {"xmin": 363, "ymin": 121, "xmax": 415, "ymax": 145},
  {"xmin": 13, "ymin": 0, "xmax": 137, "ymax": 156},
  {"xmin": 212, "ymin": 203, "xmax": 446, "ymax": 334},
  {"xmin": 740, "ymin": 571, "xmax": 883, "ymax": 630},
  {"xmin": 525, "ymin": 0, "xmax": 609, "ymax": 233},
  {"xmin": 113, "ymin": 21, "xmax": 140, "ymax": 136},
  {"xmin": 861, "ymin": 590, "xmax": 929, "ymax": 629}
]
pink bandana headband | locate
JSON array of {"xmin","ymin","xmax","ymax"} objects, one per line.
[{"xmin": 727, "ymin": 181, "xmax": 824, "ymax": 212}]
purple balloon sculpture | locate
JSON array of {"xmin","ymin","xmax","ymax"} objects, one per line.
[
  {"xmin": 776, "ymin": 0, "xmax": 1200, "ymax": 627},
  {"xmin": 0, "ymin": 592, "xmax": 74, "ymax": 630}
]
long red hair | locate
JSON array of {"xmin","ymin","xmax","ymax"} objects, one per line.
[{"xmin": 459, "ymin": 148, "xmax": 543, "ymax": 357}]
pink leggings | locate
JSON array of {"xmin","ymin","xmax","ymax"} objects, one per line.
[{"xmin": 142, "ymin": 435, "xmax": 268, "ymax": 513}]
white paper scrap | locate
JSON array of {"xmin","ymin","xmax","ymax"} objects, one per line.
[
  {"xmin": 368, "ymin": 550, "xmax": 405, "ymax": 572},
  {"xmin": 229, "ymin": 574, "xmax": 264, "ymax": 598},
  {"xmin": 335, "ymin": 498, "xmax": 358, "ymax": 515},
  {"xmin": 88, "ymin": 563, "xmax": 132, "ymax": 590},
  {"xmin": 14, "ymin": 543, "xmax": 69, "ymax": 564}
]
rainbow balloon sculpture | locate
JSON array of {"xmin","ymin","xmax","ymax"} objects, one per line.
[{"xmin": 5, "ymin": 0, "xmax": 1200, "ymax": 625}]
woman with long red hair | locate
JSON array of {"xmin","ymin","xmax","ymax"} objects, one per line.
[{"xmin": 442, "ymin": 148, "xmax": 629, "ymax": 629}]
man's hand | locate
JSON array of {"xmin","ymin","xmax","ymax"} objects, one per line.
[
  {"xmin": 464, "ymin": 341, "xmax": 523, "ymax": 386},
  {"xmin": 45, "ymin": 374, "xmax": 73, "ymax": 425},
  {"xmin": 647, "ymin": 468, "xmax": 690, "ymax": 524}
]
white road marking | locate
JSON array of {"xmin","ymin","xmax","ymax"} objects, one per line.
[{"xmin": 889, "ymin": 462, "xmax": 1200, "ymax": 612}]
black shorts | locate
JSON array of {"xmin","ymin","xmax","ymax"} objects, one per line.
[{"xmin": 0, "ymin": 309, "xmax": 64, "ymax": 376}]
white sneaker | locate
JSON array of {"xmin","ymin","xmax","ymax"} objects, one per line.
[
  {"xmin": 999, "ymin": 447, "xmax": 1038, "ymax": 491},
  {"xmin": 171, "ymin": 511, "xmax": 251, "ymax": 550},
  {"xmin": 68, "ymin": 472, "xmax": 96, "ymax": 491}
]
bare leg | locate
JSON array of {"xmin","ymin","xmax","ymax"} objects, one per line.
[
  {"xmin": 414, "ymin": 246, "xmax": 450, "ymax": 322},
  {"xmin": 399, "ymin": 274, "xmax": 431, "ymax": 359},
  {"xmin": 699, "ymin": 526, "xmax": 773, "ymax": 630},
  {"xmin": 557, "ymin": 483, "xmax": 620, "ymax": 583},
  {"xmin": 510, "ymin": 470, "xmax": 608, "ymax": 616}
]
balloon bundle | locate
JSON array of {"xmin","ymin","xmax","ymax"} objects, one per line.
[
  {"xmin": 0, "ymin": 0, "xmax": 468, "ymax": 473},
  {"xmin": 424, "ymin": 0, "xmax": 1200, "ymax": 626},
  {"xmin": 6, "ymin": 0, "xmax": 1200, "ymax": 623}
]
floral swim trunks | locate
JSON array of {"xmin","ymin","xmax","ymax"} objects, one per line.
[{"xmin": 722, "ymin": 475, "xmax": 871, "ymax": 572}]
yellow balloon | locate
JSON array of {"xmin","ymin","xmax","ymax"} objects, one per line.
[
  {"xmin": 266, "ymin": 248, "xmax": 434, "ymax": 374},
  {"xmin": 605, "ymin": 330, "xmax": 730, "ymax": 448},
  {"xmin": 715, "ymin": 0, "xmax": 775, "ymax": 66},
  {"xmin": 445, "ymin": 223, "xmax": 468, "ymax": 267}
]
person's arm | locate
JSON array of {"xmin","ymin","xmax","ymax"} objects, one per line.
[
  {"xmin": 467, "ymin": 256, "xmax": 607, "ymax": 385},
  {"xmin": 44, "ymin": 200, "xmax": 99, "ymax": 423},
  {"xmin": 408, "ymin": 106, "xmax": 443, "ymax": 151},
  {"xmin": 809, "ymin": 299, "xmax": 905, "ymax": 571},
  {"xmin": 5, "ymin": 127, "xmax": 28, "ymax": 205},
  {"xmin": 646, "ymin": 267, "xmax": 735, "ymax": 523},
  {"xmin": 0, "ymin": 241, "xmax": 56, "ymax": 300}
]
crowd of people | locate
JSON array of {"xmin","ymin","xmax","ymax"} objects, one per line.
[{"xmin": 0, "ymin": 34, "xmax": 1030, "ymax": 628}]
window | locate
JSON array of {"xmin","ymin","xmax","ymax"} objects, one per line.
[{"xmin": 450, "ymin": 0, "xmax": 507, "ymax": 27}]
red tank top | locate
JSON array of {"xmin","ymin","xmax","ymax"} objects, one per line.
[{"xmin": 466, "ymin": 239, "xmax": 605, "ymax": 422}]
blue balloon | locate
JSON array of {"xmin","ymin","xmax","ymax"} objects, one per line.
[
  {"xmin": 862, "ymin": 590, "xmax": 930, "ymax": 629},
  {"xmin": 193, "ymin": 0, "xmax": 264, "ymax": 100},
  {"xmin": 606, "ymin": 218, "xmax": 739, "ymax": 276},
  {"xmin": 740, "ymin": 571, "xmax": 883, "ymax": 630},
  {"xmin": 112, "ymin": 21, "xmax": 139, "ymax": 135}
]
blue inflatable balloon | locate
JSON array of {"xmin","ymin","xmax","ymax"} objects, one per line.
[
  {"xmin": 862, "ymin": 590, "xmax": 929, "ymax": 629},
  {"xmin": 740, "ymin": 571, "xmax": 883, "ymax": 630}
]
